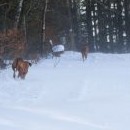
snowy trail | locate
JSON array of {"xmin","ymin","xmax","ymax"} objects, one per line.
[
  {"xmin": 0, "ymin": 52, "xmax": 130, "ymax": 130},
  {"xmin": 0, "ymin": 105, "xmax": 112, "ymax": 130}
]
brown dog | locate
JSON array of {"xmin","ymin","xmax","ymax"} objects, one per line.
[{"xmin": 12, "ymin": 58, "xmax": 31, "ymax": 79}]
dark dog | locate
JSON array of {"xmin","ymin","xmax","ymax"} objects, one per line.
[{"xmin": 81, "ymin": 45, "xmax": 89, "ymax": 61}]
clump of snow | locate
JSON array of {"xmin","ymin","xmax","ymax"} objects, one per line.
[{"xmin": 52, "ymin": 44, "xmax": 64, "ymax": 52}]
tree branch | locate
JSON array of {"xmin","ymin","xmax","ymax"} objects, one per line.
[{"xmin": 0, "ymin": 3, "xmax": 8, "ymax": 7}]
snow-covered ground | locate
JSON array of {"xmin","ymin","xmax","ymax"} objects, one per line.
[{"xmin": 0, "ymin": 51, "xmax": 130, "ymax": 130}]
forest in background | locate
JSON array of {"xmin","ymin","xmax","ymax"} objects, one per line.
[{"xmin": 0, "ymin": 0, "xmax": 130, "ymax": 59}]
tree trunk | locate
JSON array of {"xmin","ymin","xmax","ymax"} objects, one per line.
[
  {"xmin": 41, "ymin": 0, "xmax": 48, "ymax": 55},
  {"xmin": 14, "ymin": 0, "xmax": 24, "ymax": 29},
  {"xmin": 67, "ymin": 0, "xmax": 76, "ymax": 51}
]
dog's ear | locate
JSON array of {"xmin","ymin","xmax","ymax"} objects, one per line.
[{"xmin": 29, "ymin": 62, "xmax": 32, "ymax": 67}]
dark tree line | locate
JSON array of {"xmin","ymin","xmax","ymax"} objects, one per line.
[
  {"xmin": 82, "ymin": 0, "xmax": 130, "ymax": 53},
  {"xmin": 0, "ymin": 0, "xmax": 130, "ymax": 59}
]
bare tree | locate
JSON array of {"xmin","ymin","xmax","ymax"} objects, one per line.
[
  {"xmin": 66, "ymin": 0, "xmax": 76, "ymax": 50},
  {"xmin": 14, "ymin": 0, "xmax": 24, "ymax": 29},
  {"xmin": 41, "ymin": 0, "xmax": 49, "ymax": 55}
]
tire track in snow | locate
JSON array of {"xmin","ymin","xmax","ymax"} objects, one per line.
[{"xmin": 12, "ymin": 106, "xmax": 113, "ymax": 130}]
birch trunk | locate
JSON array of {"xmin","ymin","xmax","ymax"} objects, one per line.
[{"xmin": 14, "ymin": 0, "xmax": 24, "ymax": 29}]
